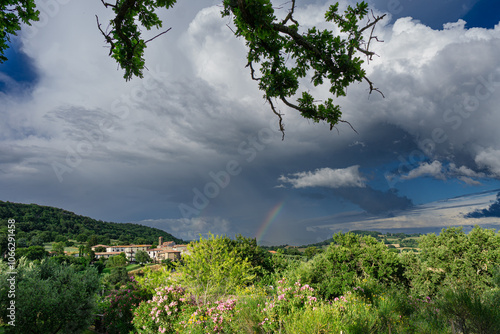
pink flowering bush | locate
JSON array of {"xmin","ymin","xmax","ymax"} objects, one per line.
[
  {"xmin": 259, "ymin": 278, "xmax": 318, "ymax": 333},
  {"xmin": 178, "ymin": 298, "xmax": 238, "ymax": 334},
  {"xmin": 132, "ymin": 285, "xmax": 190, "ymax": 334},
  {"xmin": 101, "ymin": 281, "xmax": 152, "ymax": 334}
]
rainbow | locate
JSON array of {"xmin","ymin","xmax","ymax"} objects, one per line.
[{"xmin": 256, "ymin": 200, "xmax": 285, "ymax": 243}]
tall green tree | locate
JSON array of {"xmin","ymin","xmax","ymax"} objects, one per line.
[
  {"xmin": 104, "ymin": 253, "xmax": 129, "ymax": 287},
  {"xmin": 234, "ymin": 234, "xmax": 273, "ymax": 279},
  {"xmin": 52, "ymin": 241, "xmax": 65, "ymax": 255},
  {"xmin": 177, "ymin": 233, "xmax": 256, "ymax": 303},
  {"xmin": 15, "ymin": 245, "xmax": 48, "ymax": 261},
  {"xmin": 135, "ymin": 250, "xmax": 151, "ymax": 264},
  {"xmin": 0, "ymin": 258, "xmax": 100, "ymax": 334},
  {"xmin": 106, "ymin": 253, "xmax": 127, "ymax": 268}
]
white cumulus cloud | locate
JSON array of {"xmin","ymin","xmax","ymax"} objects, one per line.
[
  {"xmin": 475, "ymin": 148, "xmax": 500, "ymax": 177},
  {"xmin": 279, "ymin": 166, "xmax": 366, "ymax": 189},
  {"xmin": 401, "ymin": 161, "xmax": 446, "ymax": 180}
]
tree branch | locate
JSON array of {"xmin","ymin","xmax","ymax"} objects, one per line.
[
  {"xmin": 280, "ymin": 96, "xmax": 357, "ymax": 133},
  {"xmin": 363, "ymin": 76, "xmax": 384, "ymax": 98},
  {"xmin": 357, "ymin": 12, "xmax": 385, "ymax": 61},
  {"xmin": 271, "ymin": 22, "xmax": 341, "ymax": 77},
  {"xmin": 144, "ymin": 28, "xmax": 172, "ymax": 44},
  {"xmin": 246, "ymin": 61, "xmax": 261, "ymax": 80},
  {"xmin": 359, "ymin": 12, "xmax": 386, "ymax": 34},
  {"xmin": 113, "ymin": 0, "xmax": 138, "ymax": 59},
  {"xmin": 95, "ymin": 15, "xmax": 114, "ymax": 56},
  {"xmin": 281, "ymin": 0, "xmax": 298, "ymax": 26},
  {"xmin": 100, "ymin": 0, "xmax": 116, "ymax": 8},
  {"xmin": 338, "ymin": 119, "xmax": 358, "ymax": 134},
  {"xmin": 266, "ymin": 98, "xmax": 285, "ymax": 140}
]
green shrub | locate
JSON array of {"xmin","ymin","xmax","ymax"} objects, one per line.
[
  {"xmin": 283, "ymin": 303, "xmax": 341, "ymax": 334},
  {"xmin": 0, "ymin": 258, "xmax": 99, "ymax": 334},
  {"xmin": 258, "ymin": 278, "xmax": 318, "ymax": 333},
  {"xmin": 405, "ymin": 226, "xmax": 500, "ymax": 296},
  {"xmin": 438, "ymin": 286, "xmax": 500, "ymax": 334},
  {"xmin": 100, "ymin": 281, "xmax": 151, "ymax": 334},
  {"xmin": 230, "ymin": 289, "xmax": 268, "ymax": 334},
  {"xmin": 177, "ymin": 234, "xmax": 256, "ymax": 303},
  {"xmin": 134, "ymin": 265, "xmax": 173, "ymax": 294},
  {"xmin": 296, "ymin": 232, "xmax": 407, "ymax": 299}
]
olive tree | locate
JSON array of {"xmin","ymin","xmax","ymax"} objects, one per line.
[
  {"xmin": 135, "ymin": 249, "xmax": 151, "ymax": 264},
  {"xmin": 0, "ymin": 258, "xmax": 100, "ymax": 334}
]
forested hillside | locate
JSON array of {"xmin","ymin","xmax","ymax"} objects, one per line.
[{"xmin": 0, "ymin": 201, "xmax": 183, "ymax": 249}]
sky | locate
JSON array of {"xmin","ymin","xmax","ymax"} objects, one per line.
[{"xmin": 1, "ymin": 0, "xmax": 500, "ymax": 245}]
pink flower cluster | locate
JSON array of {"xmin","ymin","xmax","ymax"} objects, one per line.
[
  {"xmin": 181, "ymin": 298, "xmax": 237, "ymax": 334},
  {"xmin": 259, "ymin": 279, "xmax": 319, "ymax": 330},
  {"xmin": 334, "ymin": 296, "xmax": 347, "ymax": 302},
  {"xmin": 132, "ymin": 285, "xmax": 189, "ymax": 334},
  {"xmin": 147, "ymin": 286, "xmax": 186, "ymax": 324}
]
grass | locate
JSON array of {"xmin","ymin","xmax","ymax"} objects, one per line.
[
  {"xmin": 126, "ymin": 263, "xmax": 142, "ymax": 271},
  {"xmin": 44, "ymin": 241, "xmax": 86, "ymax": 254}
]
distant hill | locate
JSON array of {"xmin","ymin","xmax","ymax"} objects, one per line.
[
  {"xmin": 0, "ymin": 201, "xmax": 183, "ymax": 245},
  {"xmin": 296, "ymin": 230, "xmax": 423, "ymax": 249},
  {"xmin": 294, "ymin": 230, "xmax": 380, "ymax": 248}
]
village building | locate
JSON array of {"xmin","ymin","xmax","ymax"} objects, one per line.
[
  {"xmin": 90, "ymin": 244, "xmax": 109, "ymax": 251},
  {"xmin": 88, "ymin": 237, "xmax": 187, "ymax": 263},
  {"xmin": 146, "ymin": 248, "xmax": 163, "ymax": 262},
  {"xmin": 158, "ymin": 249, "xmax": 181, "ymax": 261},
  {"xmin": 94, "ymin": 251, "xmax": 121, "ymax": 260}
]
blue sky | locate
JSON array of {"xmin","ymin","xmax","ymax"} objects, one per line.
[{"xmin": 1, "ymin": 0, "xmax": 500, "ymax": 244}]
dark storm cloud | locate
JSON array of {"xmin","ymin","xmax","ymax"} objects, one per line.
[
  {"xmin": 2, "ymin": 0, "xmax": 500, "ymax": 245},
  {"xmin": 300, "ymin": 192, "xmax": 329, "ymax": 200},
  {"xmin": 334, "ymin": 187, "xmax": 414, "ymax": 214},
  {"xmin": 465, "ymin": 192, "xmax": 500, "ymax": 218}
]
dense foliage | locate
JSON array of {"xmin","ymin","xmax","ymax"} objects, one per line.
[
  {"xmin": 0, "ymin": 258, "xmax": 100, "ymax": 334},
  {"xmin": 219, "ymin": 0, "xmax": 384, "ymax": 133},
  {"xmin": 404, "ymin": 226, "xmax": 500, "ymax": 296},
  {"xmin": 1, "ymin": 225, "xmax": 500, "ymax": 333},
  {"xmin": 295, "ymin": 232, "xmax": 407, "ymax": 299},
  {"xmin": 99, "ymin": 280, "xmax": 151, "ymax": 334},
  {"xmin": 177, "ymin": 233, "xmax": 270, "ymax": 303},
  {"xmin": 0, "ymin": 0, "xmax": 39, "ymax": 62}
]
